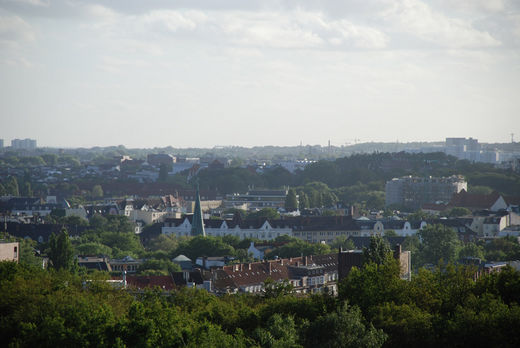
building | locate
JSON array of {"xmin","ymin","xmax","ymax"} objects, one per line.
[
  {"xmin": 4, "ymin": 197, "xmax": 70, "ymax": 217},
  {"xmin": 11, "ymin": 138, "xmax": 37, "ymax": 150},
  {"xmin": 338, "ymin": 244, "xmax": 411, "ymax": 281},
  {"xmin": 448, "ymin": 190, "xmax": 507, "ymax": 212},
  {"xmin": 162, "ymin": 215, "xmax": 292, "ymax": 240},
  {"xmin": 146, "ymin": 154, "xmax": 176, "ymax": 167},
  {"xmin": 0, "ymin": 139, "xmax": 3, "ymax": 148},
  {"xmin": 77, "ymin": 256, "xmax": 112, "ymax": 271},
  {"xmin": 385, "ymin": 175, "xmax": 467, "ymax": 210},
  {"xmin": 211, "ymin": 254, "xmax": 338, "ymax": 295},
  {"xmin": 224, "ymin": 189, "xmax": 288, "ymax": 210},
  {"xmin": 109, "ymin": 256, "xmax": 142, "ymax": 273},
  {"xmin": 0, "ymin": 242, "xmax": 19, "ymax": 262}
]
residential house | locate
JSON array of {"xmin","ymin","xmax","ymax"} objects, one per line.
[
  {"xmin": 78, "ymin": 256, "xmax": 112, "ymax": 272},
  {"xmin": 448, "ymin": 190, "xmax": 507, "ymax": 212},
  {"xmin": 211, "ymin": 254, "xmax": 338, "ymax": 295}
]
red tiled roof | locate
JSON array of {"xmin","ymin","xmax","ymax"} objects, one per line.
[{"xmin": 212, "ymin": 254, "xmax": 338, "ymax": 291}]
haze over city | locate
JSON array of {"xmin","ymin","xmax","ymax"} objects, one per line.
[{"xmin": 1, "ymin": 0, "xmax": 519, "ymax": 148}]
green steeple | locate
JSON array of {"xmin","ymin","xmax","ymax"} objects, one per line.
[{"xmin": 191, "ymin": 181, "xmax": 206, "ymax": 237}]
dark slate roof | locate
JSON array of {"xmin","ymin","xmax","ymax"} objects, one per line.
[
  {"xmin": 6, "ymin": 222, "xmax": 84, "ymax": 242},
  {"xmin": 172, "ymin": 270, "xmax": 204, "ymax": 286},
  {"xmin": 380, "ymin": 220, "xmax": 407, "ymax": 230}
]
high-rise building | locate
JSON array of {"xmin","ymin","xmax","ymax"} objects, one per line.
[
  {"xmin": 385, "ymin": 175, "xmax": 467, "ymax": 210},
  {"xmin": 11, "ymin": 138, "xmax": 37, "ymax": 150},
  {"xmin": 0, "ymin": 139, "xmax": 4, "ymax": 148}
]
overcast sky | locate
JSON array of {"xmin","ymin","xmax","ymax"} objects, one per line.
[{"xmin": 1, "ymin": 0, "xmax": 519, "ymax": 148}]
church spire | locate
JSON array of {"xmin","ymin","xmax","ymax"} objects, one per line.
[{"xmin": 191, "ymin": 179, "xmax": 206, "ymax": 237}]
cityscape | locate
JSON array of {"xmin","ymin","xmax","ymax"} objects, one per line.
[
  {"xmin": 2, "ymin": 0, "xmax": 520, "ymax": 347},
  {"xmin": 1, "ymin": 136, "xmax": 520, "ymax": 346}
]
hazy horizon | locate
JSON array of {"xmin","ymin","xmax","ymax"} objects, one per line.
[{"xmin": 1, "ymin": 0, "xmax": 519, "ymax": 148}]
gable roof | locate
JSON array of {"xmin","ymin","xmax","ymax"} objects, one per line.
[{"xmin": 449, "ymin": 190, "xmax": 502, "ymax": 209}]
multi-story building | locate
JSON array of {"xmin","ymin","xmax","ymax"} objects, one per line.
[
  {"xmin": 385, "ymin": 175, "xmax": 467, "ymax": 210},
  {"xmin": 162, "ymin": 216, "xmax": 292, "ymax": 240},
  {"xmin": 11, "ymin": 138, "xmax": 37, "ymax": 150},
  {"xmin": 224, "ymin": 189, "xmax": 288, "ymax": 210},
  {"xmin": 211, "ymin": 254, "xmax": 339, "ymax": 295}
]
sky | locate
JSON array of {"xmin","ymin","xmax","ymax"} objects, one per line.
[{"xmin": 0, "ymin": 0, "xmax": 519, "ymax": 148}]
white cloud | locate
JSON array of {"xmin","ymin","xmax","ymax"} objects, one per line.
[
  {"xmin": 142, "ymin": 10, "xmax": 206, "ymax": 33},
  {"xmin": 5, "ymin": 0, "xmax": 49, "ymax": 7},
  {"xmin": 0, "ymin": 14, "xmax": 34, "ymax": 42},
  {"xmin": 380, "ymin": 0, "xmax": 501, "ymax": 48}
]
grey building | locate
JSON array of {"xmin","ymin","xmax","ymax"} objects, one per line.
[
  {"xmin": 11, "ymin": 138, "xmax": 37, "ymax": 150},
  {"xmin": 385, "ymin": 175, "xmax": 467, "ymax": 210}
]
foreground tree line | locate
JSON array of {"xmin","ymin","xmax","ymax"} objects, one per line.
[{"xmin": 2, "ymin": 247, "xmax": 520, "ymax": 347}]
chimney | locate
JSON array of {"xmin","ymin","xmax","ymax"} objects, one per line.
[
  {"xmin": 304, "ymin": 256, "xmax": 308, "ymax": 266},
  {"xmin": 394, "ymin": 244, "xmax": 402, "ymax": 260},
  {"xmin": 268, "ymin": 262, "xmax": 272, "ymax": 274},
  {"xmin": 248, "ymin": 263, "xmax": 251, "ymax": 270},
  {"xmin": 280, "ymin": 259, "xmax": 284, "ymax": 266}
]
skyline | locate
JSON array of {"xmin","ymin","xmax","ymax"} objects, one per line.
[
  {"xmin": 0, "ymin": 135, "xmax": 517, "ymax": 149},
  {"xmin": 1, "ymin": 0, "xmax": 519, "ymax": 148}
]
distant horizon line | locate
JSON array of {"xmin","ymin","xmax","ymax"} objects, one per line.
[{"xmin": 1, "ymin": 139, "xmax": 518, "ymax": 150}]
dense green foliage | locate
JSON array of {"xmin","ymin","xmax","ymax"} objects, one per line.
[{"xmin": 2, "ymin": 255, "xmax": 520, "ymax": 347}]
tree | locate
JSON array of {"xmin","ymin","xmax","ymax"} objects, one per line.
[
  {"xmin": 48, "ymin": 229, "xmax": 74, "ymax": 271},
  {"xmin": 254, "ymin": 313, "xmax": 300, "ymax": 348},
  {"xmin": 458, "ymin": 242, "xmax": 484, "ymax": 260},
  {"xmin": 21, "ymin": 182, "xmax": 32, "ymax": 197},
  {"xmin": 75, "ymin": 242, "xmax": 113, "ymax": 257},
  {"xmin": 5, "ymin": 177, "xmax": 19, "ymax": 196},
  {"xmin": 384, "ymin": 230, "xmax": 397, "ymax": 237},
  {"xmin": 330, "ymin": 236, "xmax": 355, "ymax": 251},
  {"xmin": 407, "ymin": 210, "xmax": 434, "ymax": 221},
  {"xmin": 91, "ymin": 185, "xmax": 103, "ymax": 199},
  {"xmin": 417, "ymin": 224, "xmax": 461, "ymax": 265},
  {"xmin": 363, "ymin": 235, "xmax": 392, "ymax": 266},
  {"xmin": 19, "ymin": 238, "xmax": 42, "ymax": 267},
  {"xmin": 298, "ymin": 191, "xmax": 309, "ymax": 210},
  {"xmin": 247, "ymin": 208, "xmax": 280, "ymax": 221},
  {"xmin": 442, "ymin": 207, "xmax": 472, "ymax": 218},
  {"xmin": 158, "ymin": 163, "xmax": 169, "ymax": 182},
  {"xmin": 306, "ymin": 302, "xmax": 387, "ymax": 348},
  {"xmin": 263, "ymin": 278, "xmax": 294, "ymax": 298},
  {"xmin": 285, "ymin": 189, "xmax": 298, "ymax": 212}
]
